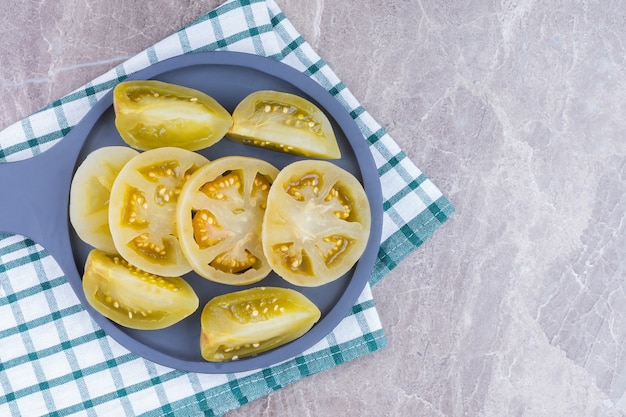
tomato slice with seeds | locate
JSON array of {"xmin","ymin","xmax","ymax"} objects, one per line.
[
  {"xmin": 200, "ymin": 286, "xmax": 321, "ymax": 362},
  {"xmin": 108, "ymin": 147, "xmax": 209, "ymax": 276},
  {"xmin": 69, "ymin": 146, "xmax": 139, "ymax": 252},
  {"xmin": 226, "ymin": 90, "xmax": 341, "ymax": 159},
  {"xmin": 82, "ymin": 250, "xmax": 199, "ymax": 330},
  {"xmin": 113, "ymin": 80, "xmax": 233, "ymax": 151},
  {"xmin": 262, "ymin": 160, "xmax": 371, "ymax": 287},
  {"xmin": 176, "ymin": 156, "xmax": 279, "ymax": 285}
]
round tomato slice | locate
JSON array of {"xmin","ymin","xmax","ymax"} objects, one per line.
[
  {"xmin": 82, "ymin": 250, "xmax": 199, "ymax": 330},
  {"xmin": 113, "ymin": 80, "xmax": 233, "ymax": 151},
  {"xmin": 109, "ymin": 147, "xmax": 209, "ymax": 277},
  {"xmin": 262, "ymin": 160, "xmax": 371, "ymax": 287},
  {"xmin": 200, "ymin": 286, "xmax": 321, "ymax": 362},
  {"xmin": 69, "ymin": 146, "xmax": 139, "ymax": 252},
  {"xmin": 176, "ymin": 156, "xmax": 279, "ymax": 285},
  {"xmin": 226, "ymin": 90, "xmax": 341, "ymax": 159}
]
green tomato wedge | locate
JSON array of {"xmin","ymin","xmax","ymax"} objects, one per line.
[
  {"xmin": 113, "ymin": 80, "xmax": 233, "ymax": 151},
  {"xmin": 226, "ymin": 90, "xmax": 341, "ymax": 159},
  {"xmin": 200, "ymin": 287, "xmax": 321, "ymax": 362},
  {"xmin": 82, "ymin": 250, "xmax": 199, "ymax": 330}
]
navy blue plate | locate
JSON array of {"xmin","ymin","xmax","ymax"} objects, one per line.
[{"xmin": 0, "ymin": 52, "xmax": 383, "ymax": 373}]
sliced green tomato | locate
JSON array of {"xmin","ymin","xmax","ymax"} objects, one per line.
[
  {"xmin": 69, "ymin": 146, "xmax": 139, "ymax": 252},
  {"xmin": 262, "ymin": 160, "xmax": 371, "ymax": 287},
  {"xmin": 108, "ymin": 147, "xmax": 209, "ymax": 277},
  {"xmin": 226, "ymin": 90, "xmax": 341, "ymax": 159},
  {"xmin": 200, "ymin": 287, "xmax": 321, "ymax": 362},
  {"xmin": 113, "ymin": 80, "xmax": 233, "ymax": 151},
  {"xmin": 176, "ymin": 156, "xmax": 279, "ymax": 285},
  {"xmin": 82, "ymin": 250, "xmax": 199, "ymax": 330}
]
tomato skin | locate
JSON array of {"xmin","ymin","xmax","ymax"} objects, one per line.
[
  {"xmin": 176, "ymin": 156, "xmax": 279, "ymax": 285},
  {"xmin": 70, "ymin": 146, "xmax": 139, "ymax": 252},
  {"xmin": 200, "ymin": 287, "xmax": 321, "ymax": 362},
  {"xmin": 226, "ymin": 90, "xmax": 341, "ymax": 159},
  {"xmin": 262, "ymin": 160, "xmax": 371, "ymax": 287},
  {"xmin": 108, "ymin": 147, "xmax": 209, "ymax": 277},
  {"xmin": 82, "ymin": 250, "xmax": 199, "ymax": 330},
  {"xmin": 113, "ymin": 80, "xmax": 233, "ymax": 151}
]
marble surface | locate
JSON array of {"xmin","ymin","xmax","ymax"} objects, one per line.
[{"xmin": 1, "ymin": 1, "xmax": 625, "ymax": 416}]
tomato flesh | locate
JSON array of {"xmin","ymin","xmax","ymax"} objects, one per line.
[
  {"xmin": 109, "ymin": 147, "xmax": 209, "ymax": 276},
  {"xmin": 113, "ymin": 80, "xmax": 232, "ymax": 151},
  {"xmin": 227, "ymin": 90, "xmax": 341, "ymax": 159},
  {"xmin": 176, "ymin": 156, "xmax": 278, "ymax": 285},
  {"xmin": 82, "ymin": 250, "xmax": 199, "ymax": 330},
  {"xmin": 200, "ymin": 287, "xmax": 321, "ymax": 362},
  {"xmin": 70, "ymin": 146, "xmax": 139, "ymax": 252},
  {"xmin": 262, "ymin": 160, "xmax": 371, "ymax": 287}
]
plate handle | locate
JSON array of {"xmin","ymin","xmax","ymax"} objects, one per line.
[{"xmin": 0, "ymin": 133, "xmax": 82, "ymax": 278}]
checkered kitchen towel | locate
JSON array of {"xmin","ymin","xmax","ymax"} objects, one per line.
[{"xmin": 0, "ymin": 0, "xmax": 454, "ymax": 415}]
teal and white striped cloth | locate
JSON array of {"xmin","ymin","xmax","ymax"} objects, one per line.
[{"xmin": 0, "ymin": 0, "xmax": 454, "ymax": 415}]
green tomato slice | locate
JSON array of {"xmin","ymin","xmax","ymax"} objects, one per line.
[
  {"xmin": 262, "ymin": 160, "xmax": 371, "ymax": 287},
  {"xmin": 108, "ymin": 147, "xmax": 209, "ymax": 277},
  {"xmin": 176, "ymin": 156, "xmax": 279, "ymax": 286},
  {"xmin": 69, "ymin": 146, "xmax": 139, "ymax": 252}
]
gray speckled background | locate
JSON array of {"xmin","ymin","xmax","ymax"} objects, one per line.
[{"xmin": 1, "ymin": 1, "xmax": 624, "ymax": 416}]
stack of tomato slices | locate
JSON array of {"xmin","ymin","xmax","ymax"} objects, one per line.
[{"xmin": 69, "ymin": 80, "xmax": 371, "ymax": 362}]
